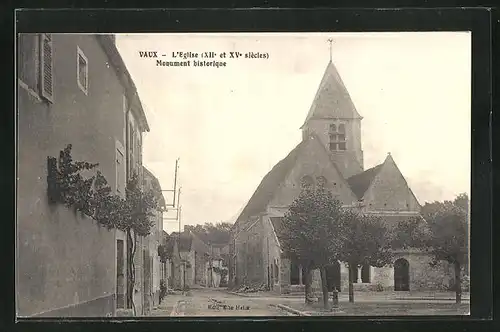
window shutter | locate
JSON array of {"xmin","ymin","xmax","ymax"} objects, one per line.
[{"xmin": 40, "ymin": 33, "xmax": 54, "ymax": 102}]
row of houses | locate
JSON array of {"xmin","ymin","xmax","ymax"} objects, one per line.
[
  {"xmin": 160, "ymin": 230, "xmax": 229, "ymax": 290},
  {"xmin": 16, "ymin": 33, "xmax": 168, "ymax": 317}
]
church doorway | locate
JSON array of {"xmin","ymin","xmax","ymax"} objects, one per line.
[
  {"xmin": 290, "ymin": 259, "xmax": 307, "ymax": 285},
  {"xmin": 290, "ymin": 260, "xmax": 300, "ymax": 285},
  {"xmin": 394, "ymin": 258, "xmax": 410, "ymax": 291},
  {"xmin": 325, "ymin": 261, "xmax": 341, "ymax": 291}
]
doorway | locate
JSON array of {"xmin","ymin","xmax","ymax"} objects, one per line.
[
  {"xmin": 325, "ymin": 261, "xmax": 341, "ymax": 291},
  {"xmin": 394, "ymin": 258, "xmax": 410, "ymax": 291}
]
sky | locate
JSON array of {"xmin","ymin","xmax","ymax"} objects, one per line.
[{"xmin": 115, "ymin": 32, "xmax": 471, "ymax": 234}]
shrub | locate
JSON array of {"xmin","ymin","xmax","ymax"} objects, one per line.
[
  {"xmin": 461, "ymin": 274, "xmax": 470, "ymax": 292},
  {"xmin": 374, "ymin": 282, "xmax": 384, "ymax": 292}
]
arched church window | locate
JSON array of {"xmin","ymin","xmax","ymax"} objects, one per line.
[
  {"xmin": 316, "ymin": 176, "xmax": 327, "ymax": 188},
  {"xmin": 329, "ymin": 122, "xmax": 347, "ymax": 151},
  {"xmin": 300, "ymin": 175, "xmax": 314, "ymax": 189}
]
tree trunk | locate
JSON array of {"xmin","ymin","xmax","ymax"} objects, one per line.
[
  {"xmin": 304, "ymin": 266, "xmax": 313, "ymax": 304},
  {"xmin": 454, "ymin": 261, "xmax": 462, "ymax": 304},
  {"xmin": 320, "ymin": 266, "xmax": 331, "ymax": 310},
  {"xmin": 126, "ymin": 229, "xmax": 137, "ymax": 315},
  {"xmin": 348, "ymin": 263, "xmax": 354, "ymax": 303}
]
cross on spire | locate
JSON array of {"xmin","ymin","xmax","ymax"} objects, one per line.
[{"xmin": 327, "ymin": 38, "xmax": 333, "ymax": 61}]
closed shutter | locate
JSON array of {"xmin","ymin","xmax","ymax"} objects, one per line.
[
  {"xmin": 116, "ymin": 141, "xmax": 125, "ymax": 195},
  {"xmin": 40, "ymin": 33, "xmax": 54, "ymax": 102}
]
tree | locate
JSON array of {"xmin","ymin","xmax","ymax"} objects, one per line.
[
  {"xmin": 185, "ymin": 222, "xmax": 232, "ymax": 245},
  {"xmin": 395, "ymin": 194, "xmax": 468, "ymax": 304},
  {"xmin": 47, "ymin": 145, "xmax": 159, "ymax": 315},
  {"xmin": 337, "ymin": 210, "xmax": 393, "ymax": 303},
  {"xmin": 280, "ymin": 179, "xmax": 344, "ymax": 310}
]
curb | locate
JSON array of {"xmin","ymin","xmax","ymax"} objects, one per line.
[
  {"xmin": 227, "ymin": 291, "xmax": 254, "ymax": 297},
  {"xmin": 273, "ymin": 304, "xmax": 311, "ymax": 316}
]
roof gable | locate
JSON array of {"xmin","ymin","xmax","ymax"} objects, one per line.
[
  {"xmin": 301, "ymin": 60, "xmax": 361, "ymax": 128},
  {"xmin": 347, "ymin": 164, "xmax": 383, "ymax": 199},
  {"xmin": 362, "ymin": 154, "xmax": 421, "ymax": 211},
  {"xmin": 237, "ymin": 134, "xmax": 359, "ymax": 224},
  {"xmin": 270, "ymin": 133, "xmax": 358, "ymax": 206},
  {"xmin": 235, "ymin": 140, "xmax": 306, "ymax": 224}
]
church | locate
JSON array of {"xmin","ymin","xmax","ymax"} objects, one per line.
[{"xmin": 228, "ymin": 57, "xmax": 455, "ymax": 294}]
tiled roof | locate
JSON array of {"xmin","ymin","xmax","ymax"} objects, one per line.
[
  {"xmin": 235, "ymin": 140, "xmax": 306, "ymax": 224},
  {"xmin": 301, "ymin": 60, "xmax": 362, "ymax": 128},
  {"xmin": 347, "ymin": 164, "xmax": 383, "ymax": 199},
  {"xmin": 170, "ymin": 231, "xmax": 212, "ymax": 255},
  {"xmin": 236, "ymin": 133, "xmax": 358, "ymax": 226}
]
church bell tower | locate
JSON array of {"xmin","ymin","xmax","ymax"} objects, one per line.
[{"xmin": 300, "ymin": 40, "xmax": 364, "ymax": 179}]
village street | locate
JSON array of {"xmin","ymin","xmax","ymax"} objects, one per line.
[
  {"xmin": 150, "ymin": 288, "xmax": 470, "ymax": 317},
  {"xmin": 151, "ymin": 288, "xmax": 292, "ymax": 316}
]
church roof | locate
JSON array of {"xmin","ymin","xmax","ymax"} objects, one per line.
[
  {"xmin": 301, "ymin": 60, "xmax": 362, "ymax": 128},
  {"xmin": 347, "ymin": 164, "xmax": 383, "ymax": 199},
  {"xmin": 236, "ymin": 132, "xmax": 357, "ymax": 225},
  {"xmin": 236, "ymin": 140, "xmax": 306, "ymax": 224},
  {"xmin": 270, "ymin": 217, "xmax": 284, "ymax": 241}
]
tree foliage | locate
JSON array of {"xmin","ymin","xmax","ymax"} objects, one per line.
[
  {"xmin": 281, "ymin": 182, "xmax": 344, "ymax": 269},
  {"xmin": 184, "ymin": 222, "xmax": 232, "ymax": 245},
  {"xmin": 47, "ymin": 144, "xmax": 160, "ymax": 314},
  {"xmin": 280, "ymin": 180, "xmax": 345, "ymax": 309},
  {"xmin": 280, "ymin": 178, "xmax": 393, "ymax": 306},
  {"xmin": 336, "ymin": 210, "xmax": 393, "ymax": 303},
  {"xmin": 47, "ymin": 144, "xmax": 159, "ymax": 234},
  {"xmin": 394, "ymin": 193, "xmax": 469, "ymax": 303}
]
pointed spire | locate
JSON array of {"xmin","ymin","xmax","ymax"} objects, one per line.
[
  {"xmin": 327, "ymin": 38, "xmax": 333, "ymax": 61},
  {"xmin": 300, "ymin": 55, "xmax": 362, "ymax": 128}
]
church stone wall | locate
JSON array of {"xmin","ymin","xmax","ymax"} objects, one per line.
[
  {"xmin": 261, "ymin": 216, "xmax": 282, "ymax": 291},
  {"xmin": 371, "ymin": 253, "xmax": 454, "ymax": 291},
  {"xmin": 404, "ymin": 253, "xmax": 454, "ymax": 291},
  {"xmin": 233, "ymin": 218, "xmax": 266, "ymax": 287}
]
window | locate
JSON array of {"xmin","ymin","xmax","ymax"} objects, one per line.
[
  {"xmin": 316, "ymin": 176, "xmax": 327, "ymax": 188},
  {"xmin": 329, "ymin": 122, "xmax": 347, "ymax": 151},
  {"xmin": 116, "ymin": 141, "xmax": 125, "ymax": 194},
  {"xmin": 300, "ymin": 175, "xmax": 314, "ymax": 189},
  {"xmin": 77, "ymin": 46, "xmax": 88, "ymax": 94},
  {"xmin": 128, "ymin": 123, "xmax": 135, "ymax": 178},
  {"xmin": 18, "ymin": 33, "xmax": 54, "ymax": 102},
  {"xmin": 18, "ymin": 34, "xmax": 39, "ymax": 90}
]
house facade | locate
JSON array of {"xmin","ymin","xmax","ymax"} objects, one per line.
[
  {"xmin": 168, "ymin": 230, "xmax": 225, "ymax": 289},
  {"xmin": 17, "ymin": 33, "xmax": 151, "ymax": 317},
  {"xmin": 142, "ymin": 166, "xmax": 167, "ymax": 310},
  {"xmin": 229, "ymin": 59, "xmax": 455, "ymax": 294}
]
